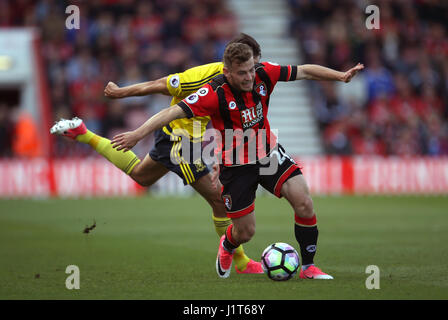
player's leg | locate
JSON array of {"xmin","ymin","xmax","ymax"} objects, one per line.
[
  {"xmin": 280, "ymin": 174, "xmax": 317, "ymax": 264},
  {"xmin": 190, "ymin": 172, "xmax": 225, "ymax": 217},
  {"xmin": 280, "ymin": 174, "xmax": 333, "ymax": 279},
  {"xmin": 216, "ymin": 165, "xmax": 260, "ymax": 278},
  {"xmin": 259, "ymin": 144, "xmax": 332, "ymax": 279},
  {"xmin": 191, "ymin": 174, "xmax": 262, "ymax": 273},
  {"xmin": 129, "ymin": 154, "xmax": 169, "ymax": 186},
  {"xmin": 216, "ymin": 211, "xmax": 257, "ymax": 278},
  {"xmin": 227, "ymin": 211, "xmax": 256, "ymax": 245},
  {"xmin": 50, "ymin": 118, "xmax": 141, "ymax": 175},
  {"xmin": 51, "ymin": 117, "xmax": 172, "ymax": 188}
]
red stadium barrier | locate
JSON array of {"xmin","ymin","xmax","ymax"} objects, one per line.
[
  {"xmin": 350, "ymin": 156, "xmax": 448, "ymax": 194},
  {"xmin": 1, "ymin": 157, "xmax": 448, "ymax": 197},
  {"xmin": 296, "ymin": 156, "xmax": 448, "ymax": 195},
  {"xmin": 0, "ymin": 158, "xmax": 141, "ymax": 198}
]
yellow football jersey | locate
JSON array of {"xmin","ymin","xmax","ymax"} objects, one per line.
[{"xmin": 164, "ymin": 62, "xmax": 224, "ymax": 140}]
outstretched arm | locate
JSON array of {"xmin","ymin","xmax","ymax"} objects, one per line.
[
  {"xmin": 296, "ymin": 63, "xmax": 364, "ymax": 82},
  {"xmin": 111, "ymin": 105, "xmax": 186, "ymax": 152},
  {"xmin": 104, "ymin": 77, "xmax": 170, "ymax": 99}
]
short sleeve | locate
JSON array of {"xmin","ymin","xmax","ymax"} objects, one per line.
[
  {"xmin": 166, "ymin": 73, "xmax": 183, "ymax": 97},
  {"xmin": 166, "ymin": 62, "xmax": 223, "ymax": 100},
  {"xmin": 178, "ymin": 85, "xmax": 219, "ymax": 118},
  {"xmin": 261, "ymin": 62, "xmax": 298, "ymax": 87}
]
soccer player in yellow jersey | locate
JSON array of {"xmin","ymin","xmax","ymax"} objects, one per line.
[{"xmin": 50, "ymin": 33, "xmax": 263, "ymax": 275}]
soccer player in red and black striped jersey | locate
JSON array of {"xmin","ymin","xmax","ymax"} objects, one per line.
[{"xmin": 112, "ymin": 43, "xmax": 364, "ymax": 279}]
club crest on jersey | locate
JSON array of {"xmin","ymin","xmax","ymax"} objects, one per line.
[
  {"xmin": 228, "ymin": 101, "xmax": 237, "ymax": 110},
  {"xmin": 169, "ymin": 75, "xmax": 180, "ymax": 88},
  {"xmin": 222, "ymin": 195, "xmax": 232, "ymax": 210},
  {"xmin": 186, "ymin": 93, "xmax": 199, "ymax": 104},
  {"xmin": 193, "ymin": 159, "xmax": 206, "ymax": 172},
  {"xmin": 197, "ymin": 87, "xmax": 209, "ymax": 96},
  {"xmin": 240, "ymin": 102, "xmax": 263, "ymax": 129},
  {"xmin": 255, "ymin": 82, "xmax": 267, "ymax": 96}
]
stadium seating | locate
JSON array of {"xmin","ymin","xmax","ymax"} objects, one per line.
[{"xmin": 287, "ymin": 0, "xmax": 448, "ymax": 156}]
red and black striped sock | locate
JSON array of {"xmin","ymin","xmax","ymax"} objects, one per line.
[
  {"xmin": 294, "ymin": 214, "xmax": 318, "ymax": 266},
  {"xmin": 223, "ymin": 224, "xmax": 238, "ymax": 253}
]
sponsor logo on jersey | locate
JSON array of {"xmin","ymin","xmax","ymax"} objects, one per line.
[
  {"xmin": 240, "ymin": 102, "xmax": 263, "ymax": 129},
  {"xmin": 169, "ymin": 75, "xmax": 180, "ymax": 88}
]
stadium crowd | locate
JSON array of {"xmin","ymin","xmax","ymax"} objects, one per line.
[
  {"xmin": 288, "ymin": 0, "xmax": 448, "ymax": 156},
  {"xmin": 1, "ymin": 0, "xmax": 447, "ymax": 157}
]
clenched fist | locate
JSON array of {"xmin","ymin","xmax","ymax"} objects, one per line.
[{"xmin": 104, "ymin": 81, "xmax": 122, "ymax": 98}]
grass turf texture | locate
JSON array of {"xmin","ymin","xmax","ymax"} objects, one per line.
[{"xmin": 0, "ymin": 195, "xmax": 447, "ymax": 300}]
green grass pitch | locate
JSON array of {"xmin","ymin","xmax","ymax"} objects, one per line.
[{"xmin": 0, "ymin": 195, "xmax": 447, "ymax": 300}]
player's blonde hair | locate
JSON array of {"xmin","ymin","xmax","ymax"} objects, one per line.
[{"xmin": 223, "ymin": 43, "xmax": 253, "ymax": 69}]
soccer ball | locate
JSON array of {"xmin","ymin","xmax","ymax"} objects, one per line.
[{"xmin": 261, "ymin": 242, "xmax": 300, "ymax": 281}]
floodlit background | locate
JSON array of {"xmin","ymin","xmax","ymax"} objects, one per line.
[{"xmin": 0, "ymin": 0, "xmax": 447, "ymax": 300}]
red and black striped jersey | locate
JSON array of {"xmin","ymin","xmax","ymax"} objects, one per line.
[{"xmin": 178, "ymin": 62, "xmax": 298, "ymax": 166}]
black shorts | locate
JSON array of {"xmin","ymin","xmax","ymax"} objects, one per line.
[
  {"xmin": 149, "ymin": 129, "xmax": 210, "ymax": 185},
  {"xmin": 219, "ymin": 144, "xmax": 302, "ymax": 219}
]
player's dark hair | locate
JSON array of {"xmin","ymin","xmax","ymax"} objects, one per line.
[
  {"xmin": 227, "ymin": 33, "xmax": 261, "ymax": 59},
  {"xmin": 223, "ymin": 43, "xmax": 253, "ymax": 69}
]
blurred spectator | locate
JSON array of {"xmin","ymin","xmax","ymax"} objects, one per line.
[
  {"xmin": 0, "ymin": 104, "xmax": 14, "ymax": 157},
  {"xmin": 313, "ymin": 81, "xmax": 349, "ymax": 130},
  {"xmin": 363, "ymin": 47, "xmax": 395, "ymax": 101},
  {"xmin": 351, "ymin": 126, "xmax": 386, "ymax": 156},
  {"xmin": 132, "ymin": 2, "xmax": 162, "ymax": 44},
  {"xmin": 323, "ymin": 121, "xmax": 353, "ymax": 155},
  {"xmin": 12, "ymin": 111, "xmax": 43, "ymax": 158},
  {"xmin": 335, "ymin": 61, "xmax": 368, "ymax": 108}
]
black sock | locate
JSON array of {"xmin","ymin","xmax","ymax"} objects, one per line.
[{"xmin": 294, "ymin": 224, "xmax": 318, "ymax": 266}]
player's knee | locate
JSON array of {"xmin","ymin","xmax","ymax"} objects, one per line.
[
  {"xmin": 137, "ymin": 179, "xmax": 152, "ymax": 187},
  {"xmin": 213, "ymin": 204, "xmax": 227, "ymax": 219},
  {"xmin": 129, "ymin": 172, "xmax": 146, "ymax": 186},
  {"xmin": 294, "ymin": 195, "xmax": 314, "ymax": 219},
  {"xmin": 211, "ymin": 194, "xmax": 224, "ymax": 210},
  {"xmin": 205, "ymin": 192, "xmax": 226, "ymax": 217},
  {"xmin": 238, "ymin": 224, "xmax": 255, "ymax": 243},
  {"xmin": 130, "ymin": 172, "xmax": 154, "ymax": 187}
]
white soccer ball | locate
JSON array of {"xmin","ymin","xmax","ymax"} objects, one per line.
[{"xmin": 261, "ymin": 242, "xmax": 300, "ymax": 281}]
